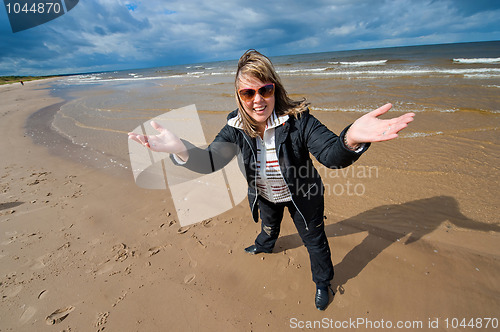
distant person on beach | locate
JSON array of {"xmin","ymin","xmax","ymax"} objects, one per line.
[
  {"xmin": 128, "ymin": 50, "xmax": 415, "ymax": 310},
  {"xmin": 20, "ymin": 81, "xmax": 24, "ymax": 86}
]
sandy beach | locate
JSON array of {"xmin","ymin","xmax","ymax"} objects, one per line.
[{"xmin": 0, "ymin": 79, "xmax": 499, "ymax": 331}]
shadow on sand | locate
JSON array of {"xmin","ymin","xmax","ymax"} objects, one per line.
[
  {"xmin": 0, "ymin": 201, "xmax": 24, "ymax": 211},
  {"xmin": 275, "ymin": 195, "xmax": 499, "ymax": 298}
]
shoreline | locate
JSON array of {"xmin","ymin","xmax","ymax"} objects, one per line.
[
  {"xmin": 25, "ymin": 97, "xmax": 132, "ymax": 180},
  {"xmin": 0, "ymin": 79, "xmax": 498, "ymax": 331},
  {"xmin": 0, "ymin": 76, "xmax": 62, "ymax": 88}
]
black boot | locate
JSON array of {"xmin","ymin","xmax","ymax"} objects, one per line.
[
  {"xmin": 315, "ymin": 285, "xmax": 335, "ymax": 310},
  {"xmin": 244, "ymin": 244, "xmax": 272, "ymax": 255}
]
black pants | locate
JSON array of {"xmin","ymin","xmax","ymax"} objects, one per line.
[{"xmin": 254, "ymin": 196, "xmax": 334, "ymax": 288}]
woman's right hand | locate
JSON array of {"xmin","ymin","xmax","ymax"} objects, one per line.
[{"xmin": 128, "ymin": 121, "xmax": 189, "ymax": 162}]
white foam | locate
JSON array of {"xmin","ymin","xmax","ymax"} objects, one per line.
[
  {"xmin": 329, "ymin": 60, "xmax": 388, "ymax": 66},
  {"xmin": 401, "ymin": 131, "xmax": 443, "ymax": 138},
  {"xmin": 67, "ymin": 74, "xmax": 102, "ymax": 81},
  {"xmin": 211, "ymin": 71, "xmax": 235, "ymax": 76},
  {"xmin": 453, "ymin": 57, "xmax": 500, "ymax": 64},
  {"xmin": 283, "ymin": 67, "xmax": 500, "ymax": 78},
  {"xmin": 465, "ymin": 73, "xmax": 500, "ymax": 79},
  {"xmin": 277, "ymin": 67, "xmax": 328, "ymax": 74},
  {"xmin": 310, "ymin": 106, "xmax": 372, "ymax": 113},
  {"xmin": 310, "ymin": 106, "xmax": 339, "ymax": 112},
  {"xmin": 69, "ymin": 75, "xmax": 171, "ymax": 83}
]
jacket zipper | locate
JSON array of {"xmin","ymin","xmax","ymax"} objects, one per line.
[
  {"xmin": 276, "ymin": 144, "xmax": 309, "ymax": 231},
  {"xmin": 242, "ymin": 134, "xmax": 259, "ymax": 215}
]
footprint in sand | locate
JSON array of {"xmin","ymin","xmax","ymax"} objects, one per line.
[
  {"xmin": 202, "ymin": 219, "xmax": 213, "ymax": 228},
  {"xmin": 38, "ymin": 289, "xmax": 48, "ymax": 300},
  {"xmin": 19, "ymin": 306, "xmax": 37, "ymax": 325},
  {"xmin": 184, "ymin": 273, "xmax": 196, "ymax": 284},
  {"xmin": 30, "ymin": 252, "xmax": 63, "ymax": 270},
  {"xmin": 1, "ymin": 236, "xmax": 17, "ymax": 245},
  {"xmin": 3, "ymin": 284, "xmax": 23, "ymax": 298},
  {"xmin": 95, "ymin": 311, "xmax": 109, "ymax": 327},
  {"xmin": 95, "ymin": 261, "xmax": 115, "ymax": 275},
  {"xmin": 185, "ymin": 250, "xmax": 197, "ymax": 268},
  {"xmin": 5, "ymin": 230, "xmax": 17, "ymax": 237},
  {"xmin": 148, "ymin": 246, "xmax": 163, "ymax": 257},
  {"xmin": 177, "ymin": 226, "xmax": 191, "ymax": 234},
  {"xmin": 45, "ymin": 305, "xmax": 75, "ymax": 325},
  {"xmin": 30, "ymin": 256, "xmax": 47, "ymax": 270}
]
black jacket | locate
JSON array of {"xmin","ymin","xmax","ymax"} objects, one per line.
[{"xmin": 175, "ymin": 109, "xmax": 369, "ymax": 230}]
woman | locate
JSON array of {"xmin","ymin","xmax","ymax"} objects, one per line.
[{"xmin": 129, "ymin": 50, "xmax": 414, "ymax": 310}]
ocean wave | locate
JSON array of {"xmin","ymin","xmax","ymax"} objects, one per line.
[
  {"xmin": 65, "ymin": 75, "xmax": 170, "ymax": 84},
  {"xmin": 277, "ymin": 67, "xmax": 328, "ymax": 74},
  {"xmin": 102, "ymin": 76, "xmax": 167, "ymax": 81},
  {"xmin": 282, "ymin": 67, "xmax": 500, "ymax": 78},
  {"xmin": 62, "ymin": 60, "xmax": 500, "ymax": 84},
  {"xmin": 66, "ymin": 74, "xmax": 102, "ymax": 81},
  {"xmin": 453, "ymin": 57, "xmax": 500, "ymax": 64},
  {"xmin": 211, "ymin": 71, "xmax": 236, "ymax": 76},
  {"xmin": 64, "ymin": 69, "xmax": 236, "ymax": 83},
  {"xmin": 328, "ymin": 60, "xmax": 388, "ymax": 66},
  {"xmin": 464, "ymin": 73, "xmax": 500, "ymax": 79}
]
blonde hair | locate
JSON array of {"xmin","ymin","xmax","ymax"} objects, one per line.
[{"xmin": 235, "ymin": 49, "xmax": 309, "ymax": 138}]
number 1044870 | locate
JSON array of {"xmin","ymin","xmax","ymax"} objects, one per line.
[{"xmin": 6, "ymin": 2, "xmax": 62, "ymax": 14}]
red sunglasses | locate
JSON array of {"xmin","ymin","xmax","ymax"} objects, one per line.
[{"xmin": 238, "ymin": 83, "xmax": 275, "ymax": 102}]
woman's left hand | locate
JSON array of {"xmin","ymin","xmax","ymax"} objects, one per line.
[{"xmin": 346, "ymin": 103, "xmax": 415, "ymax": 145}]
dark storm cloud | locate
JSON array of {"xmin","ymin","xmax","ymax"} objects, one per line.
[{"xmin": 0, "ymin": 0, "xmax": 498, "ymax": 75}]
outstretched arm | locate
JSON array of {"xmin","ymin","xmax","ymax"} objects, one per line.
[
  {"xmin": 128, "ymin": 121, "xmax": 189, "ymax": 162},
  {"xmin": 345, "ymin": 103, "xmax": 415, "ymax": 148}
]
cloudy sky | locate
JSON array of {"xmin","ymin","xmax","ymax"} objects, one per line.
[{"xmin": 1, "ymin": 0, "xmax": 499, "ymax": 76}]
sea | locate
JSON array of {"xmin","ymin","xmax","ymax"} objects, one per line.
[{"xmin": 28, "ymin": 41, "xmax": 500, "ymax": 173}]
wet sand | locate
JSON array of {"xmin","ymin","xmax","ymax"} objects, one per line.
[{"xmin": 0, "ymin": 79, "xmax": 499, "ymax": 331}]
